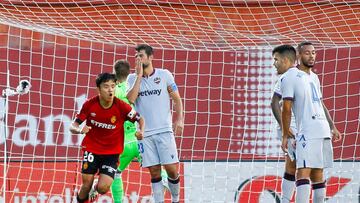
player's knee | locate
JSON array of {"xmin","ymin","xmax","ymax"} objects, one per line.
[
  {"xmin": 97, "ymin": 184, "xmax": 111, "ymax": 194},
  {"xmin": 80, "ymin": 184, "xmax": 92, "ymax": 193},
  {"xmin": 148, "ymin": 165, "xmax": 162, "ymax": 178},
  {"xmin": 167, "ymin": 172, "xmax": 179, "ymax": 180},
  {"xmin": 164, "ymin": 167, "xmax": 179, "ymax": 179},
  {"xmin": 163, "ymin": 164, "xmax": 179, "ymax": 178},
  {"xmin": 285, "ymin": 165, "xmax": 296, "ymax": 175}
]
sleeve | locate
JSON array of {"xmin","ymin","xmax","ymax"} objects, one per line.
[
  {"xmin": 126, "ymin": 74, "xmax": 136, "ymax": 93},
  {"xmin": 164, "ymin": 69, "xmax": 178, "ymax": 93},
  {"xmin": 273, "ymin": 77, "xmax": 282, "ymax": 98},
  {"xmin": 75, "ymin": 99, "xmax": 90, "ymax": 124},
  {"xmin": 118, "ymin": 99, "xmax": 140, "ymax": 123},
  {"xmin": 280, "ymin": 73, "xmax": 295, "ymax": 101}
]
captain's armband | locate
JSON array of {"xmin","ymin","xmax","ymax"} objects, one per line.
[{"xmin": 167, "ymin": 83, "xmax": 178, "ymax": 93}]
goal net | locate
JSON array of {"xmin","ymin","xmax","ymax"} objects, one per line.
[{"xmin": 0, "ymin": 0, "xmax": 359, "ymax": 202}]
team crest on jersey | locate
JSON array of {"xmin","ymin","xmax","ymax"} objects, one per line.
[
  {"xmin": 111, "ymin": 116, "xmax": 117, "ymax": 123},
  {"xmin": 83, "ymin": 162, "xmax": 88, "ymax": 170},
  {"xmin": 90, "ymin": 112, "xmax": 96, "ymax": 117},
  {"xmin": 154, "ymin": 77, "xmax": 161, "ymax": 84}
]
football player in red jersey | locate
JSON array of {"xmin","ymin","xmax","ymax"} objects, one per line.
[{"xmin": 70, "ymin": 72, "xmax": 145, "ymax": 203}]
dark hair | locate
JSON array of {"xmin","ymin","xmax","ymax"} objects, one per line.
[
  {"xmin": 135, "ymin": 44, "xmax": 153, "ymax": 56},
  {"xmin": 114, "ymin": 60, "xmax": 130, "ymax": 79},
  {"xmin": 297, "ymin": 41, "xmax": 313, "ymax": 53},
  {"xmin": 272, "ymin": 45, "xmax": 296, "ymax": 63},
  {"xmin": 95, "ymin": 72, "xmax": 116, "ymax": 87}
]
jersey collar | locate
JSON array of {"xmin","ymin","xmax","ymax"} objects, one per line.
[{"xmin": 143, "ymin": 68, "xmax": 156, "ymax": 78}]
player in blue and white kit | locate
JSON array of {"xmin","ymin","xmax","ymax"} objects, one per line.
[
  {"xmin": 295, "ymin": 41, "xmax": 342, "ymax": 203},
  {"xmin": 271, "ymin": 45, "xmax": 298, "ymax": 203},
  {"xmin": 281, "ymin": 42, "xmax": 341, "ymax": 203},
  {"xmin": 127, "ymin": 44, "xmax": 184, "ymax": 203}
]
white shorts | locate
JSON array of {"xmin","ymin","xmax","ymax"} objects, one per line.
[
  {"xmin": 295, "ymin": 135, "xmax": 333, "ymax": 169},
  {"xmin": 277, "ymin": 128, "xmax": 296, "ymax": 161},
  {"xmin": 138, "ymin": 132, "xmax": 179, "ymax": 168}
]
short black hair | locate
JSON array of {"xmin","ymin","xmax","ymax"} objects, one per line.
[
  {"xmin": 135, "ymin": 44, "xmax": 153, "ymax": 56},
  {"xmin": 114, "ymin": 60, "xmax": 130, "ymax": 79},
  {"xmin": 272, "ymin": 45, "xmax": 296, "ymax": 63},
  {"xmin": 95, "ymin": 72, "xmax": 116, "ymax": 87},
  {"xmin": 297, "ymin": 41, "xmax": 313, "ymax": 53}
]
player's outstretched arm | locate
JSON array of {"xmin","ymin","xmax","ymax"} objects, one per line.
[{"xmin": 322, "ymin": 101, "xmax": 342, "ymax": 141}]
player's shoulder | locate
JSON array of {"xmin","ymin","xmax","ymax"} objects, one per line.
[
  {"xmin": 115, "ymin": 81, "xmax": 127, "ymax": 91},
  {"xmin": 278, "ymin": 73, "xmax": 286, "ymax": 82},
  {"xmin": 309, "ymin": 70, "xmax": 320, "ymax": 81},
  {"xmin": 80, "ymin": 96, "xmax": 99, "ymax": 111},
  {"xmin": 282, "ymin": 67, "xmax": 302, "ymax": 80},
  {"xmin": 113, "ymin": 97, "xmax": 124, "ymax": 104},
  {"xmin": 127, "ymin": 73, "xmax": 137, "ymax": 80},
  {"xmin": 113, "ymin": 97, "xmax": 130, "ymax": 107},
  {"xmin": 86, "ymin": 95, "xmax": 99, "ymax": 106},
  {"xmin": 155, "ymin": 68, "xmax": 172, "ymax": 76}
]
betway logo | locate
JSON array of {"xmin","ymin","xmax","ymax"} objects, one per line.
[
  {"xmin": 138, "ymin": 89, "xmax": 161, "ymax": 97},
  {"xmin": 90, "ymin": 120, "xmax": 115, "ymax": 129}
]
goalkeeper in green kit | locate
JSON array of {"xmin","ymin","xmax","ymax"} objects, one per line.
[{"xmin": 111, "ymin": 59, "xmax": 168, "ymax": 203}]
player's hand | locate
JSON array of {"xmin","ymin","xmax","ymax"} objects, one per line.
[
  {"xmin": 173, "ymin": 119, "xmax": 184, "ymax": 136},
  {"xmin": 81, "ymin": 125, "xmax": 91, "ymax": 134},
  {"xmin": 331, "ymin": 127, "xmax": 342, "ymax": 142},
  {"xmin": 281, "ymin": 136, "xmax": 288, "ymax": 154},
  {"xmin": 135, "ymin": 131, "xmax": 144, "ymax": 140},
  {"xmin": 135, "ymin": 58, "xmax": 143, "ymax": 77}
]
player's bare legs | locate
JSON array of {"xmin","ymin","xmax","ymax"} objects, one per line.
[
  {"xmin": 282, "ymin": 156, "xmax": 296, "ymax": 203},
  {"xmin": 77, "ymin": 174, "xmax": 95, "ymax": 203},
  {"xmin": 310, "ymin": 169, "xmax": 326, "ymax": 203},
  {"xmin": 96, "ymin": 174, "xmax": 114, "ymax": 194},
  {"xmin": 83, "ymin": 174, "xmax": 113, "ymax": 202}
]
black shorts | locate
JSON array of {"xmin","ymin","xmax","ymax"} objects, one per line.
[{"xmin": 81, "ymin": 151, "xmax": 120, "ymax": 179}]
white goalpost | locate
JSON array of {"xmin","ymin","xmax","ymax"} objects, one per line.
[{"xmin": 0, "ymin": 0, "xmax": 359, "ymax": 203}]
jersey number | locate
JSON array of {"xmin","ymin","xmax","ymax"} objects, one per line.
[
  {"xmin": 138, "ymin": 143, "xmax": 144, "ymax": 153},
  {"xmin": 84, "ymin": 151, "xmax": 94, "ymax": 162},
  {"xmin": 310, "ymin": 82, "xmax": 320, "ymax": 102}
]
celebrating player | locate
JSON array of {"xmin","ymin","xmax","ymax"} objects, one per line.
[
  {"xmin": 70, "ymin": 72, "xmax": 145, "ymax": 203},
  {"xmin": 295, "ymin": 41, "xmax": 342, "ymax": 203},
  {"xmin": 271, "ymin": 45, "xmax": 298, "ymax": 203},
  {"xmin": 127, "ymin": 44, "xmax": 184, "ymax": 203},
  {"xmin": 111, "ymin": 60, "xmax": 168, "ymax": 203}
]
